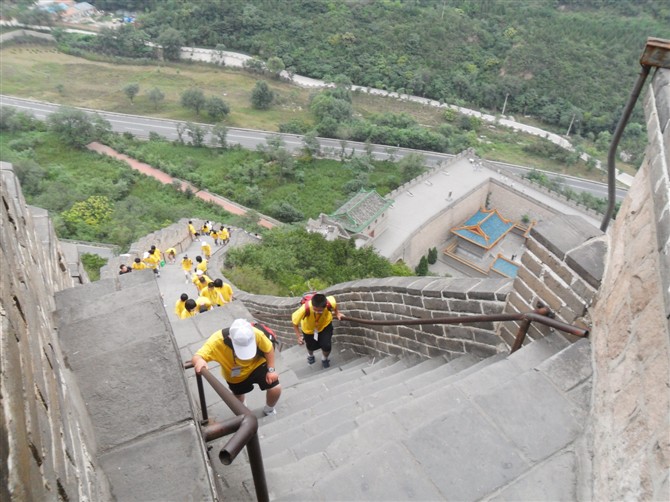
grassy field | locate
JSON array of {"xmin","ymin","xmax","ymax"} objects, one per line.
[{"xmin": 0, "ymin": 44, "xmax": 634, "ymax": 181}]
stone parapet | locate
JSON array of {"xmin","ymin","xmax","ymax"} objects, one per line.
[
  {"xmin": 238, "ymin": 276, "xmax": 512, "ymax": 361},
  {"xmin": 588, "ymin": 67, "xmax": 670, "ymax": 501},
  {"xmin": 0, "ymin": 163, "xmax": 112, "ymax": 501},
  {"xmin": 497, "ymin": 214, "xmax": 604, "ymax": 348}
]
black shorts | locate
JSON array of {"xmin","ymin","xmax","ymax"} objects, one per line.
[
  {"xmin": 227, "ymin": 362, "xmax": 280, "ymax": 395},
  {"xmin": 303, "ymin": 322, "xmax": 334, "ymax": 353}
]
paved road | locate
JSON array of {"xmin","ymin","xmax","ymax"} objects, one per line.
[{"xmin": 0, "ymin": 95, "xmax": 626, "ymax": 201}]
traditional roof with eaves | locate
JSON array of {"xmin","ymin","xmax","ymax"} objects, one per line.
[{"xmin": 330, "ymin": 189, "xmax": 393, "ymax": 233}]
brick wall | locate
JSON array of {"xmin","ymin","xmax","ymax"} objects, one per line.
[
  {"xmin": 238, "ymin": 276, "xmax": 513, "ymax": 361},
  {"xmin": 0, "ymin": 163, "xmax": 113, "ymax": 501},
  {"xmin": 497, "ymin": 213, "xmax": 605, "ymax": 348},
  {"xmin": 589, "ymin": 68, "xmax": 670, "ymax": 501}
]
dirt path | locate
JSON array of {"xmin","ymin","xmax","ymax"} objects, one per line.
[{"xmin": 88, "ymin": 142, "xmax": 277, "ymax": 229}]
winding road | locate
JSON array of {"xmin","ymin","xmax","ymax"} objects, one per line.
[{"xmin": 0, "ymin": 95, "xmax": 627, "ymax": 202}]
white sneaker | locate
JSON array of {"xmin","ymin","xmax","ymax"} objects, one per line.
[{"xmin": 263, "ymin": 405, "xmax": 276, "ymax": 416}]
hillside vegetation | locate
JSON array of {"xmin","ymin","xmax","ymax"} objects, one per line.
[{"xmin": 114, "ymin": 0, "xmax": 669, "ymax": 146}]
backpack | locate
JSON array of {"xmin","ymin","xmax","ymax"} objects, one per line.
[
  {"xmin": 300, "ymin": 292, "xmax": 332, "ymax": 316},
  {"xmin": 222, "ymin": 321, "xmax": 277, "ymax": 360}
]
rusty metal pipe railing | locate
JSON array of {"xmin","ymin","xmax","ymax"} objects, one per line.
[
  {"xmin": 601, "ymin": 37, "xmax": 670, "ymax": 231},
  {"xmin": 183, "ymin": 362, "xmax": 269, "ymax": 502},
  {"xmin": 339, "ymin": 310, "xmax": 589, "ymax": 338},
  {"xmin": 600, "ymin": 63, "xmax": 650, "ymax": 231}
]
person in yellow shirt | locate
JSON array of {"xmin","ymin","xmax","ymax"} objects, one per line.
[
  {"xmin": 195, "ymin": 255, "xmax": 208, "ymax": 274},
  {"xmin": 292, "ymin": 293, "xmax": 343, "ymax": 368},
  {"xmin": 210, "ymin": 228, "xmax": 220, "ymax": 245},
  {"xmin": 188, "ymin": 220, "xmax": 198, "ymax": 241},
  {"xmin": 201, "ymin": 241, "xmax": 212, "ymax": 260},
  {"xmin": 131, "ymin": 257, "xmax": 147, "ymax": 271},
  {"xmin": 213, "ymin": 278, "xmax": 233, "ymax": 303},
  {"xmin": 195, "ymin": 295, "xmax": 213, "ymax": 313},
  {"xmin": 202, "ymin": 282, "xmax": 225, "ymax": 306},
  {"xmin": 143, "ymin": 249, "xmax": 161, "ymax": 277},
  {"xmin": 192, "ymin": 270, "xmax": 212, "ymax": 293},
  {"xmin": 165, "ymin": 247, "xmax": 177, "ymax": 264},
  {"xmin": 174, "ymin": 293, "xmax": 189, "ymax": 317},
  {"xmin": 220, "ymin": 226, "xmax": 230, "ymax": 245},
  {"xmin": 181, "ymin": 255, "xmax": 193, "ymax": 283},
  {"xmin": 179, "ymin": 299, "xmax": 198, "ymax": 319},
  {"xmin": 192, "ymin": 319, "xmax": 280, "ymax": 415}
]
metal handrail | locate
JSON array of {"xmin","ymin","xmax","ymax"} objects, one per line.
[
  {"xmin": 183, "ymin": 362, "xmax": 269, "ymax": 502},
  {"xmin": 253, "ymin": 305, "xmax": 588, "ymax": 354}
]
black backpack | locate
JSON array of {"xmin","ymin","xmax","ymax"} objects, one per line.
[{"xmin": 222, "ymin": 321, "xmax": 278, "ymax": 360}]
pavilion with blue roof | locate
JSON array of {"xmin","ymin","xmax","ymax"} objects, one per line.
[
  {"xmin": 445, "ymin": 207, "xmax": 524, "ymax": 279},
  {"xmin": 451, "ymin": 208, "xmax": 514, "ymax": 256}
]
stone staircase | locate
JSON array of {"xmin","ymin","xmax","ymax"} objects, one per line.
[{"xmin": 195, "ymin": 334, "xmax": 592, "ymax": 501}]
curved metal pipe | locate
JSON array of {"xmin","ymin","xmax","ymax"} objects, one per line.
[
  {"xmin": 340, "ymin": 312, "xmax": 588, "ymax": 337},
  {"xmin": 600, "ymin": 64, "xmax": 651, "ymax": 231}
]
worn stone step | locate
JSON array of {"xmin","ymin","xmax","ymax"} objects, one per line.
[
  {"xmin": 315, "ymin": 440, "xmax": 446, "ymax": 501},
  {"xmin": 354, "ymin": 354, "xmax": 485, "ymax": 425}
]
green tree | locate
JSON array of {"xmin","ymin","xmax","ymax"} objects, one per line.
[
  {"xmin": 251, "ymin": 80, "xmax": 274, "ymax": 110},
  {"xmin": 211, "ymin": 123, "xmax": 228, "ymax": 148},
  {"xmin": 47, "ymin": 107, "xmax": 109, "ymax": 149},
  {"xmin": 147, "ymin": 87, "xmax": 165, "ymax": 110},
  {"xmin": 181, "ymin": 88, "xmax": 206, "ymax": 115},
  {"xmin": 62, "ymin": 195, "xmax": 113, "ymax": 237},
  {"xmin": 398, "ymin": 152, "xmax": 425, "ymax": 180},
  {"xmin": 415, "ymin": 255, "xmax": 429, "ymax": 276},
  {"xmin": 268, "ymin": 201, "xmax": 304, "ymax": 223},
  {"xmin": 427, "ymin": 247, "xmax": 438, "ymax": 264},
  {"xmin": 123, "ymin": 83, "xmax": 140, "ymax": 104},
  {"xmin": 266, "ymin": 56, "xmax": 285, "ymax": 78},
  {"xmin": 302, "ymin": 131, "xmax": 321, "ymax": 157},
  {"xmin": 157, "ymin": 26, "xmax": 184, "ymax": 61},
  {"xmin": 205, "ymin": 96, "xmax": 230, "ymax": 121},
  {"xmin": 185, "ymin": 122, "xmax": 206, "ymax": 147}
]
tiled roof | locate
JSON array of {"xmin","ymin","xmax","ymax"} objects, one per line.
[
  {"xmin": 491, "ymin": 256, "xmax": 519, "ymax": 278},
  {"xmin": 330, "ymin": 189, "xmax": 393, "ymax": 233},
  {"xmin": 451, "ymin": 208, "xmax": 514, "ymax": 250}
]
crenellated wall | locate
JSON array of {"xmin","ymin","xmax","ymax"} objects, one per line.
[
  {"xmin": 0, "ymin": 162, "xmax": 113, "ymax": 501},
  {"xmin": 238, "ymin": 277, "xmax": 513, "ymax": 361}
]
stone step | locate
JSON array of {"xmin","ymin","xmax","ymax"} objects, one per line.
[{"xmin": 268, "ymin": 340, "xmax": 589, "ymax": 500}]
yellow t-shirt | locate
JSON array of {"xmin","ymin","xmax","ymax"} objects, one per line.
[
  {"xmin": 196, "ymin": 296, "xmax": 213, "ymax": 312},
  {"xmin": 291, "ymin": 296, "xmax": 337, "ymax": 334},
  {"xmin": 202, "ymin": 287, "xmax": 223, "ymax": 306},
  {"xmin": 196, "ymin": 259, "xmax": 208, "ymax": 273},
  {"xmin": 196, "ymin": 328, "xmax": 272, "ymax": 383},
  {"xmin": 216, "ymin": 283, "xmax": 233, "ymax": 303},
  {"xmin": 181, "ymin": 258, "xmax": 193, "ymax": 271},
  {"xmin": 179, "ymin": 309, "xmax": 197, "ymax": 319},
  {"xmin": 174, "ymin": 299, "xmax": 186, "ymax": 316},
  {"xmin": 131, "ymin": 261, "xmax": 147, "ymax": 270}
]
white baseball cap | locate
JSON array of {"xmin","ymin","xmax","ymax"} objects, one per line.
[{"xmin": 229, "ymin": 319, "xmax": 257, "ymax": 360}]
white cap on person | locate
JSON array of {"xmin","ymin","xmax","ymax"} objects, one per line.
[{"xmin": 229, "ymin": 319, "xmax": 256, "ymax": 360}]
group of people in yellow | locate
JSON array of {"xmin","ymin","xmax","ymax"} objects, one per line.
[
  {"xmin": 188, "ymin": 219, "xmax": 231, "ymax": 246},
  {"xmin": 129, "ymin": 244, "xmax": 164, "ymax": 277},
  {"xmin": 120, "ymin": 220, "xmax": 235, "ymax": 321}
]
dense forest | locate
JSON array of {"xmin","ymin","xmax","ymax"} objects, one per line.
[{"xmin": 85, "ymin": 0, "xmax": 670, "ymax": 141}]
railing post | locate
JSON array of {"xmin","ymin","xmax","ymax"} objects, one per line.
[{"xmin": 195, "ymin": 372, "xmax": 209, "ymax": 423}]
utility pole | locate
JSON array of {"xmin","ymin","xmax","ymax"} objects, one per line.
[
  {"xmin": 565, "ymin": 113, "xmax": 576, "ymax": 137},
  {"xmin": 501, "ymin": 93, "xmax": 509, "ymax": 116}
]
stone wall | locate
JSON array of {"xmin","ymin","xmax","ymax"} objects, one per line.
[
  {"xmin": 238, "ymin": 276, "xmax": 513, "ymax": 361},
  {"xmin": 588, "ymin": 68, "xmax": 670, "ymax": 501},
  {"xmin": 0, "ymin": 163, "xmax": 113, "ymax": 500},
  {"xmin": 497, "ymin": 214, "xmax": 605, "ymax": 348}
]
